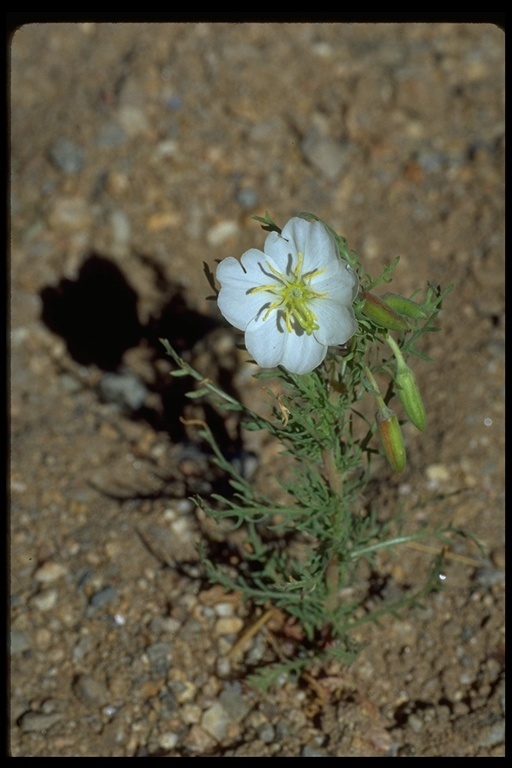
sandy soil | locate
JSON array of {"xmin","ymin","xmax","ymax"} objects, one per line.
[{"xmin": 10, "ymin": 22, "xmax": 504, "ymax": 756}]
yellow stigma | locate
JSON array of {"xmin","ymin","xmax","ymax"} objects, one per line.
[{"xmin": 248, "ymin": 252, "xmax": 328, "ymax": 334}]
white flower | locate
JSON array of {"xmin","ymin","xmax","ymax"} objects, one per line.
[{"xmin": 216, "ymin": 217, "xmax": 359, "ymax": 374}]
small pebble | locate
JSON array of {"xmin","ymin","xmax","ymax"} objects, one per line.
[
  {"xmin": 96, "ymin": 122, "xmax": 128, "ymax": 148},
  {"xmin": 117, "ymin": 105, "xmax": 149, "ymax": 137},
  {"xmin": 145, "ymin": 641, "xmax": 173, "ymax": 676},
  {"xmin": 110, "ymin": 209, "xmax": 131, "ymax": 246},
  {"xmin": 302, "ymin": 744, "xmax": 329, "ymax": 757},
  {"xmin": 235, "ymin": 187, "xmax": 259, "ymax": 210},
  {"xmin": 175, "ymin": 498, "xmax": 195, "ymax": 514},
  {"xmin": 169, "ymin": 678, "xmax": 197, "ymax": 704},
  {"xmin": 219, "ymin": 682, "xmax": 252, "ymax": 722},
  {"xmin": 201, "ymin": 701, "xmax": 231, "ymax": 742},
  {"xmin": 425, "ymin": 463, "xmax": 451, "ymax": 485},
  {"xmin": 49, "ymin": 138, "xmax": 86, "ymax": 174},
  {"xmin": 216, "ymin": 657, "xmax": 232, "ymax": 678},
  {"xmin": 11, "ymin": 629, "xmax": 30, "ymax": 655},
  {"xmin": 34, "ymin": 561, "xmax": 68, "ymax": 583},
  {"xmin": 72, "ymin": 635, "xmax": 95, "ymax": 663},
  {"xmin": 72, "ymin": 674, "xmax": 110, "ymax": 708},
  {"xmin": 206, "ymin": 220, "xmax": 239, "ymax": 247},
  {"xmin": 156, "ymin": 139, "xmax": 179, "ymax": 157},
  {"xmin": 18, "ymin": 711, "xmax": 64, "ymax": 733},
  {"xmin": 301, "ymin": 132, "xmax": 353, "ymax": 180},
  {"xmin": 408, "ymin": 714, "xmax": 423, "ymax": 733},
  {"xmin": 474, "ymin": 566, "xmax": 504, "ymax": 588},
  {"xmin": 48, "ymin": 196, "xmax": 91, "ymax": 231},
  {"xmin": 230, "ymin": 450, "xmax": 259, "ymax": 481},
  {"xmin": 164, "ymin": 93, "xmax": 183, "ymax": 111},
  {"xmin": 182, "ymin": 724, "xmax": 217, "ymax": 754},
  {"xmin": 477, "ymin": 719, "xmax": 505, "ymax": 748},
  {"xmin": 34, "ymin": 628, "xmax": 52, "ymax": 651},
  {"xmin": 416, "ymin": 149, "xmax": 446, "ymax": 173},
  {"xmin": 41, "ymin": 698, "xmax": 66, "ymax": 714},
  {"xmin": 490, "ymin": 545, "xmax": 505, "ymax": 570},
  {"xmin": 31, "ymin": 589, "xmax": 58, "ymax": 611},
  {"xmin": 160, "ymin": 617, "xmax": 181, "ymax": 635},
  {"xmin": 98, "ymin": 371, "xmax": 147, "ymax": 412},
  {"xmin": 182, "ymin": 703, "xmax": 202, "ymax": 725},
  {"xmin": 258, "ymin": 723, "xmax": 275, "ymax": 743},
  {"xmin": 214, "ymin": 617, "xmax": 244, "ymax": 637},
  {"xmin": 89, "ymin": 585, "xmax": 117, "ymax": 609},
  {"xmin": 214, "ymin": 602, "xmax": 235, "ymax": 618},
  {"xmin": 158, "ymin": 731, "xmax": 179, "ymax": 750}
]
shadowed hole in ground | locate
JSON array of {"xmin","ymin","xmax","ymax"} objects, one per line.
[{"xmin": 39, "ymin": 251, "xmax": 240, "ymax": 450}]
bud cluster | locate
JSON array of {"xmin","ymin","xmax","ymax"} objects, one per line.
[{"xmin": 362, "ymin": 291, "xmax": 428, "ymax": 472}]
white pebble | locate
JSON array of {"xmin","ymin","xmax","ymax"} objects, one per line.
[
  {"xmin": 158, "ymin": 732, "xmax": 179, "ymax": 750},
  {"xmin": 34, "ymin": 562, "xmax": 68, "ymax": 583},
  {"xmin": 214, "ymin": 617, "xmax": 244, "ymax": 636},
  {"xmin": 207, "ymin": 220, "xmax": 239, "ymax": 247}
]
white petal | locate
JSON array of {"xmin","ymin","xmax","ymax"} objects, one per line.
[
  {"xmin": 263, "ymin": 231, "xmax": 298, "ymax": 275},
  {"xmin": 264, "ymin": 218, "xmax": 330, "ymax": 276},
  {"xmin": 280, "ymin": 217, "xmax": 310, "ymax": 251},
  {"xmin": 266, "ymin": 218, "xmax": 318, "ymax": 275},
  {"xmin": 280, "ymin": 332, "xmax": 328, "ymax": 374},
  {"xmin": 313, "ymin": 261, "xmax": 359, "ymax": 305},
  {"xmin": 277, "ymin": 217, "xmax": 336, "ymax": 273},
  {"xmin": 216, "ymin": 251, "xmax": 273, "ymax": 330},
  {"xmin": 238, "ymin": 248, "xmax": 272, "ymax": 277},
  {"xmin": 303, "ymin": 220, "xmax": 339, "ymax": 274},
  {"xmin": 245, "ymin": 314, "xmax": 286, "ymax": 368},
  {"xmin": 246, "ymin": 312, "xmax": 328, "ymax": 374},
  {"xmin": 312, "ymin": 300, "xmax": 358, "ymax": 346}
]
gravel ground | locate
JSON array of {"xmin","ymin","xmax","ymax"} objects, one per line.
[{"xmin": 10, "ymin": 22, "xmax": 504, "ymax": 756}]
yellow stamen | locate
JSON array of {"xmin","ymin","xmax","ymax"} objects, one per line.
[{"xmin": 248, "ymin": 253, "xmax": 328, "ymax": 335}]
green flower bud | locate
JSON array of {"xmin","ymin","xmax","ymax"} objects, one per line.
[
  {"xmin": 376, "ymin": 405, "xmax": 407, "ymax": 473},
  {"xmin": 382, "ymin": 292, "xmax": 427, "ymax": 320},
  {"xmin": 361, "ymin": 291, "xmax": 410, "ymax": 333},
  {"xmin": 395, "ymin": 363, "xmax": 426, "ymax": 431}
]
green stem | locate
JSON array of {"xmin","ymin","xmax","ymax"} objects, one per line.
[
  {"xmin": 385, "ymin": 332, "xmax": 406, "ymax": 369},
  {"xmin": 322, "ymin": 446, "xmax": 342, "ymax": 615},
  {"xmin": 362, "ymin": 364, "xmax": 386, "ymax": 410},
  {"xmin": 350, "ymin": 529, "xmax": 450, "ymax": 559},
  {"xmin": 322, "ymin": 380, "xmax": 345, "ymax": 618}
]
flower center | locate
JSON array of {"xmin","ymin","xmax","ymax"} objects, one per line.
[{"xmin": 248, "ymin": 252, "xmax": 328, "ymax": 335}]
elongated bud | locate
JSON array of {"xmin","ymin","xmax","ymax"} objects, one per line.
[
  {"xmin": 382, "ymin": 292, "xmax": 427, "ymax": 320},
  {"xmin": 361, "ymin": 291, "xmax": 410, "ymax": 333},
  {"xmin": 395, "ymin": 363, "xmax": 426, "ymax": 431},
  {"xmin": 376, "ymin": 406, "xmax": 406, "ymax": 473}
]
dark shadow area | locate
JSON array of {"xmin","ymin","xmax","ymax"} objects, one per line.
[
  {"xmin": 146, "ymin": 290, "xmax": 216, "ymax": 356},
  {"xmin": 40, "ymin": 254, "xmax": 142, "ymax": 371},
  {"xmin": 39, "ymin": 251, "xmax": 235, "ymax": 448},
  {"xmin": 142, "ymin": 292, "xmax": 220, "ymax": 443}
]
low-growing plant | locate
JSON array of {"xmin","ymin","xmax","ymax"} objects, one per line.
[{"xmin": 161, "ymin": 211, "xmax": 461, "ymax": 684}]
